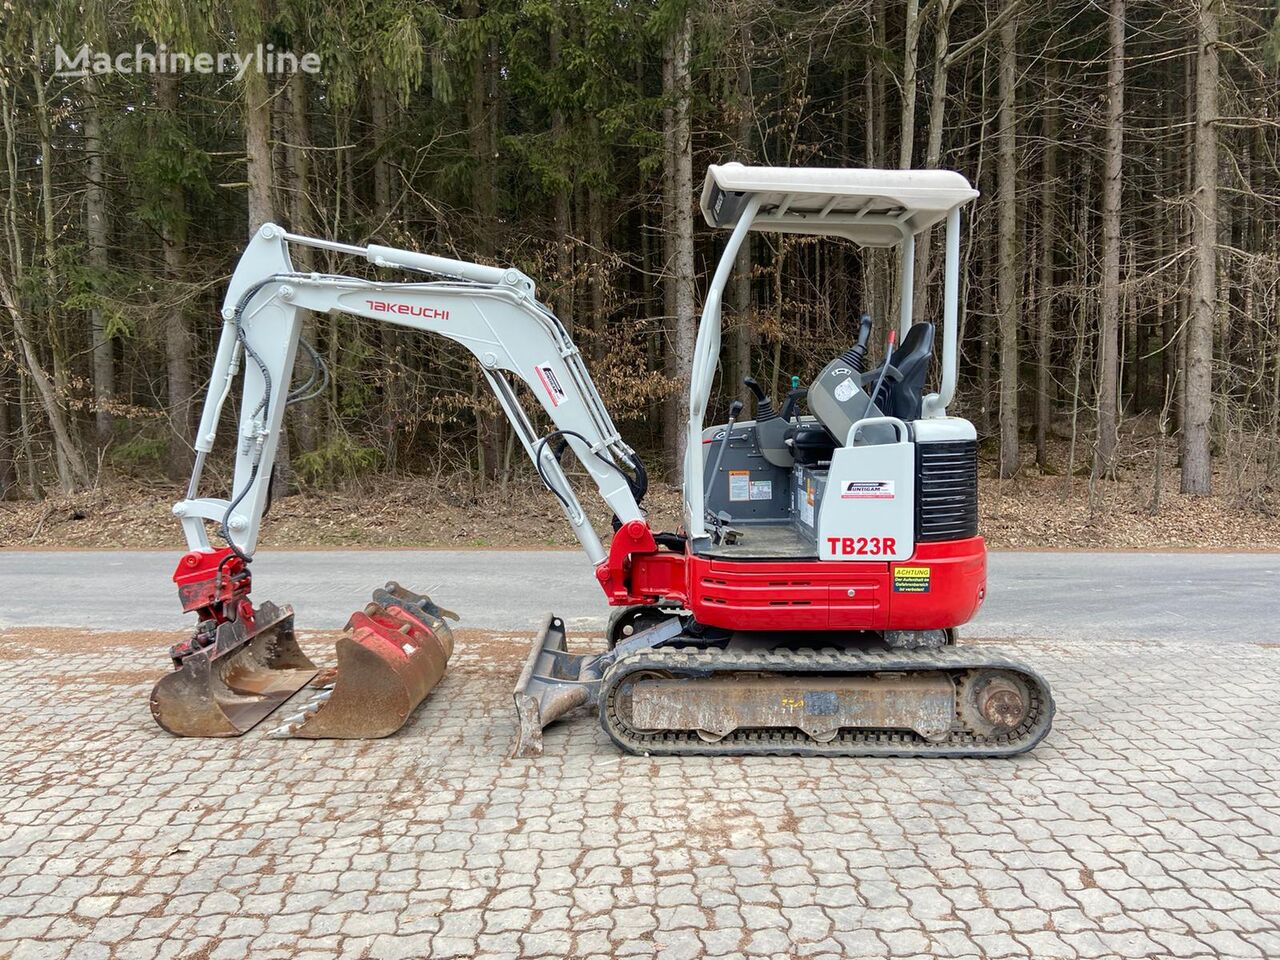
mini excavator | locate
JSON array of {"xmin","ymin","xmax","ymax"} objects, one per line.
[{"xmin": 151, "ymin": 163, "xmax": 1054, "ymax": 757}]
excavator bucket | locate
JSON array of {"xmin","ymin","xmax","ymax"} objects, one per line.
[
  {"xmin": 150, "ymin": 601, "xmax": 318, "ymax": 737},
  {"xmin": 268, "ymin": 583, "xmax": 456, "ymax": 739}
]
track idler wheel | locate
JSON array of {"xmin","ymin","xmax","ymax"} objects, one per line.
[
  {"xmin": 958, "ymin": 669, "xmax": 1033, "ymax": 738},
  {"xmin": 268, "ymin": 583, "xmax": 456, "ymax": 739},
  {"xmin": 150, "ymin": 602, "xmax": 317, "ymax": 737}
]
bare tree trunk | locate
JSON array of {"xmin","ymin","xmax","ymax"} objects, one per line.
[
  {"xmin": 732, "ymin": 20, "xmax": 754, "ymax": 404},
  {"xmin": 465, "ymin": 0, "xmax": 501, "ymax": 487},
  {"xmin": 29, "ymin": 38, "xmax": 73, "ymax": 487},
  {"xmin": 83, "ymin": 74, "xmax": 113, "ymax": 448},
  {"xmin": 662, "ymin": 15, "xmax": 695, "ymax": 479},
  {"xmin": 244, "ymin": 60, "xmax": 276, "ymax": 234},
  {"xmin": 898, "ymin": 0, "xmax": 923, "ymax": 169},
  {"xmin": 979, "ymin": 232, "xmax": 994, "ymax": 437},
  {"xmin": 1182, "ymin": 0, "xmax": 1218, "ymax": 495},
  {"xmin": 1094, "ymin": 0, "xmax": 1124, "ymax": 478},
  {"xmin": 550, "ymin": 21, "xmax": 574, "ymax": 333},
  {"xmin": 864, "ymin": 0, "xmax": 888, "ymax": 323},
  {"xmin": 996, "ymin": 5, "xmax": 1020, "ymax": 478},
  {"xmin": 370, "ymin": 79, "xmax": 401, "ymax": 472},
  {"xmin": 0, "ymin": 76, "xmax": 33, "ymax": 496},
  {"xmin": 0, "ymin": 271, "xmax": 89, "ymax": 491},
  {"xmin": 286, "ymin": 71, "xmax": 320, "ymax": 454},
  {"xmin": 915, "ymin": 0, "xmax": 955, "ymax": 319},
  {"xmin": 587, "ymin": 122, "xmax": 607, "ymax": 356},
  {"xmin": 157, "ymin": 75, "xmax": 195, "ymax": 480},
  {"xmin": 0, "ymin": 375, "xmax": 13, "ymax": 499},
  {"xmin": 1035, "ymin": 32, "xmax": 1059, "ymax": 469},
  {"xmin": 254, "ymin": 56, "xmax": 289, "ymax": 535}
]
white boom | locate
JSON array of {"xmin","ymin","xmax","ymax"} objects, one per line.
[{"xmin": 174, "ymin": 224, "xmax": 644, "ymax": 565}]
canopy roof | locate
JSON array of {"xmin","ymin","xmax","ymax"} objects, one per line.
[{"xmin": 700, "ymin": 162, "xmax": 979, "ymax": 247}]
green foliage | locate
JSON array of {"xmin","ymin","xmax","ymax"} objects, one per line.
[
  {"xmin": 296, "ymin": 434, "xmax": 384, "ymax": 487},
  {"xmin": 110, "ymin": 432, "xmax": 167, "ymax": 471},
  {"xmin": 117, "ymin": 107, "xmax": 212, "ymax": 234},
  {"xmin": 130, "ymin": 0, "xmax": 215, "ymax": 50},
  {"xmin": 63, "ymin": 248, "xmax": 137, "ymax": 340}
]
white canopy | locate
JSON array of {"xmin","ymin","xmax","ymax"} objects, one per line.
[{"xmin": 700, "ymin": 162, "xmax": 979, "ymax": 247}]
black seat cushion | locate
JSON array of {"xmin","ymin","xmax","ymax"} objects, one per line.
[
  {"xmin": 868, "ymin": 322, "xmax": 934, "ymax": 421},
  {"xmin": 787, "ymin": 425, "xmax": 837, "ymax": 465}
]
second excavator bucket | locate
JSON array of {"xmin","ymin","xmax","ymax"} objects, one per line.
[
  {"xmin": 150, "ymin": 601, "xmax": 318, "ymax": 737},
  {"xmin": 269, "ymin": 583, "xmax": 456, "ymax": 739}
]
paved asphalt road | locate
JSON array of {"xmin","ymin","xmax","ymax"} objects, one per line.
[{"xmin": 0, "ymin": 549, "xmax": 1273, "ymax": 642}]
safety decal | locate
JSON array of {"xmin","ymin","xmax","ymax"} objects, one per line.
[
  {"xmin": 535, "ymin": 362, "xmax": 569, "ymax": 407},
  {"xmin": 799, "ymin": 479, "xmax": 816, "ymax": 527},
  {"xmin": 833, "ymin": 377, "xmax": 857, "ymax": 403},
  {"xmin": 842, "ymin": 480, "xmax": 895, "ymax": 500},
  {"xmin": 749, "ymin": 479, "xmax": 773, "ymax": 501},
  {"xmin": 893, "ymin": 566, "xmax": 931, "ymax": 593}
]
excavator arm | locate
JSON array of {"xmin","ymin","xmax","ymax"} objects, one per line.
[{"xmin": 176, "ymin": 223, "xmax": 645, "ymax": 566}]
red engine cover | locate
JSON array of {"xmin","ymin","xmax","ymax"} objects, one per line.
[{"xmin": 598, "ymin": 523, "xmax": 985, "ymax": 633}]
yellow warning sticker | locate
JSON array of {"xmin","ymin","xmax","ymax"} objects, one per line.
[{"xmin": 893, "ymin": 566, "xmax": 931, "ymax": 593}]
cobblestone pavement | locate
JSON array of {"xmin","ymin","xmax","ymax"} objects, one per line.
[{"xmin": 1, "ymin": 628, "xmax": 1277, "ymax": 960}]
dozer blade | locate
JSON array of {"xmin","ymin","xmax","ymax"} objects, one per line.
[
  {"xmin": 268, "ymin": 582, "xmax": 455, "ymax": 739},
  {"xmin": 511, "ymin": 614, "xmax": 687, "ymax": 757},
  {"xmin": 150, "ymin": 601, "xmax": 318, "ymax": 737},
  {"xmin": 512, "ymin": 614, "xmax": 603, "ymax": 758}
]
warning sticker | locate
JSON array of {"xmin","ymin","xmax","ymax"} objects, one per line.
[
  {"xmin": 799, "ymin": 480, "xmax": 815, "ymax": 527},
  {"xmin": 534, "ymin": 362, "xmax": 569, "ymax": 407},
  {"xmin": 842, "ymin": 480, "xmax": 895, "ymax": 500},
  {"xmin": 728, "ymin": 470, "xmax": 751, "ymax": 502},
  {"xmin": 749, "ymin": 479, "xmax": 772, "ymax": 501},
  {"xmin": 893, "ymin": 566, "xmax": 931, "ymax": 593},
  {"xmin": 833, "ymin": 377, "xmax": 857, "ymax": 403}
]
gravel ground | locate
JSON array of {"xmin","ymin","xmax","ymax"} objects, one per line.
[{"xmin": 1, "ymin": 627, "xmax": 1277, "ymax": 959}]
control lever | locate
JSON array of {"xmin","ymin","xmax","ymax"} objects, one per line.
[
  {"xmin": 742, "ymin": 377, "xmax": 777, "ymax": 421},
  {"xmin": 857, "ymin": 313, "xmax": 874, "ymax": 349},
  {"xmin": 843, "ymin": 313, "xmax": 876, "ymax": 375},
  {"xmin": 860, "ymin": 328, "xmax": 898, "ymax": 424},
  {"xmin": 779, "ymin": 376, "xmax": 805, "ymax": 423},
  {"xmin": 704, "ymin": 400, "xmax": 745, "ymax": 503}
]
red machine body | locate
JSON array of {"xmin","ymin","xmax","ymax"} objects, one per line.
[{"xmin": 596, "ymin": 519, "xmax": 985, "ymax": 633}]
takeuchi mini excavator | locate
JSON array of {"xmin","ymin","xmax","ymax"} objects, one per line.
[{"xmin": 151, "ymin": 162, "xmax": 1054, "ymax": 757}]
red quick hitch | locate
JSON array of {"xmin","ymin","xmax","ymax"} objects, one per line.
[{"xmin": 172, "ymin": 547, "xmax": 251, "ymax": 622}]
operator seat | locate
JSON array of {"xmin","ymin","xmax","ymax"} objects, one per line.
[{"xmin": 868, "ymin": 321, "xmax": 934, "ymax": 422}]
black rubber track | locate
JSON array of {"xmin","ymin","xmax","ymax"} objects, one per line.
[{"xmin": 599, "ymin": 645, "xmax": 1054, "ymax": 758}]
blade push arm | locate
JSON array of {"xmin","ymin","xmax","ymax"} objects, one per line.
[{"xmin": 175, "ymin": 224, "xmax": 644, "ymax": 566}]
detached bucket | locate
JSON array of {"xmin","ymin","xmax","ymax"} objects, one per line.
[
  {"xmin": 150, "ymin": 602, "xmax": 318, "ymax": 737},
  {"xmin": 269, "ymin": 583, "xmax": 456, "ymax": 739}
]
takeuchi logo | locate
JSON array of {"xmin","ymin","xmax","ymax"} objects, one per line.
[
  {"xmin": 364, "ymin": 300, "xmax": 450, "ymax": 321},
  {"xmin": 54, "ymin": 43, "xmax": 322, "ymax": 79}
]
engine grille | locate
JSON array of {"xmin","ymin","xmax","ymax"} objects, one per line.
[{"xmin": 915, "ymin": 440, "xmax": 979, "ymax": 542}]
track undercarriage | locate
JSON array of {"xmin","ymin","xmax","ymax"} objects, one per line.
[{"xmin": 513, "ymin": 614, "xmax": 1053, "ymax": 758}]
